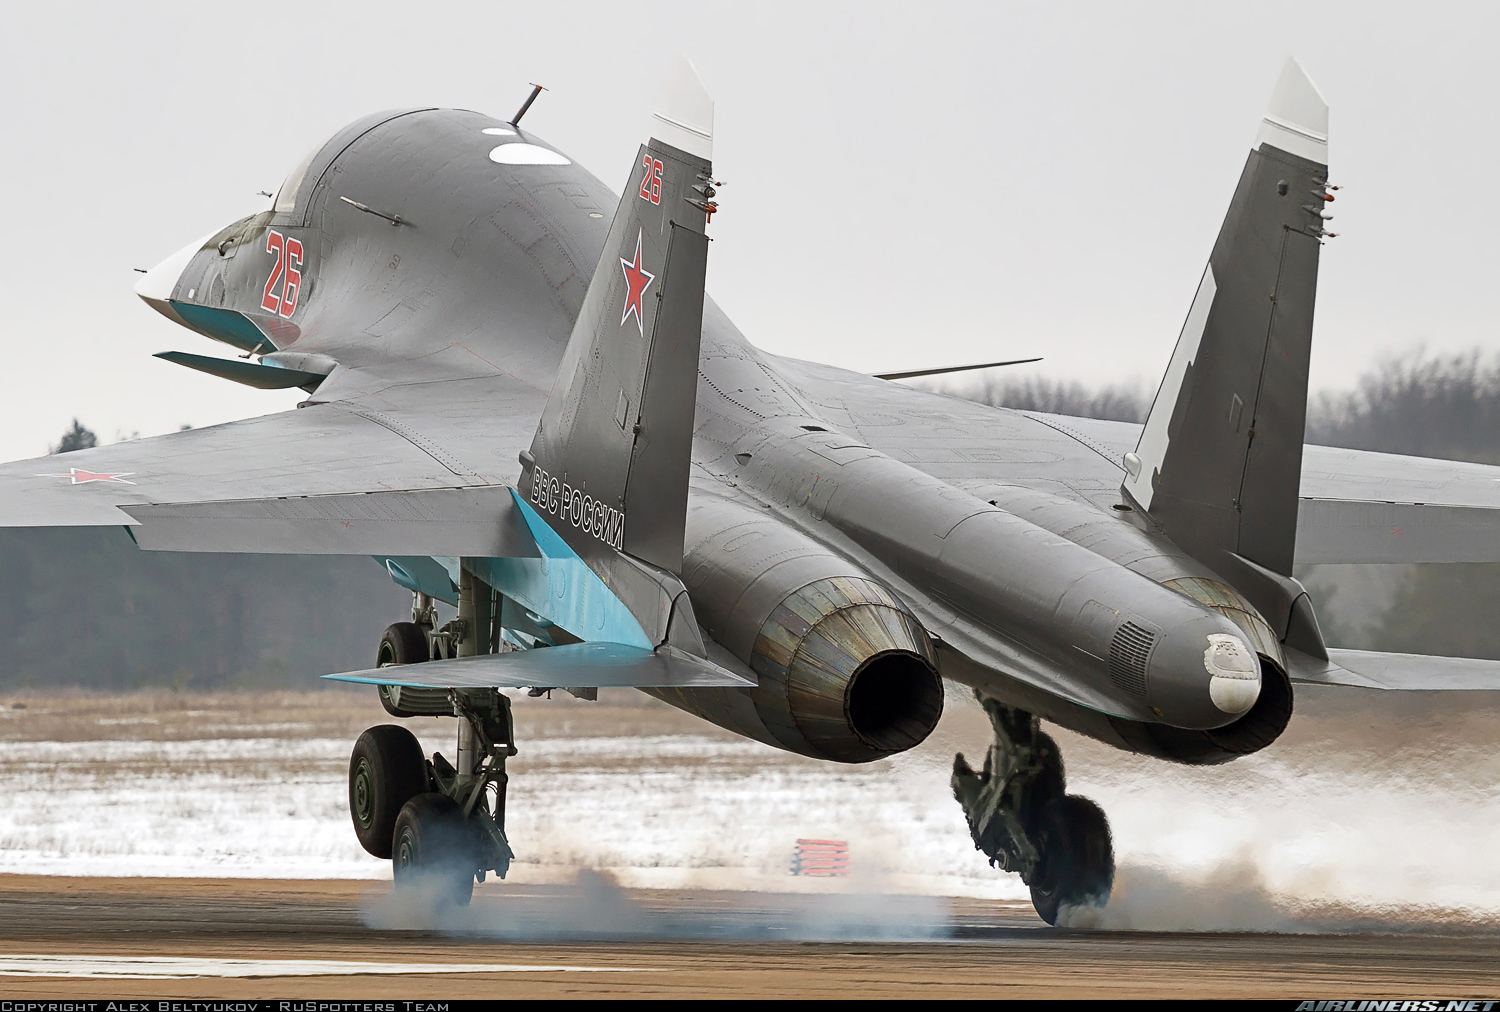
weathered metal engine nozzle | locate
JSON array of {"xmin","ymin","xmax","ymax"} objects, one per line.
[
  {"xmin": 750, "ymin": 577, "xmax": 942, "ymax": 763},
  {"xmin": 655, "ymin": 494, "xmax": 942, "ymax": 763}
]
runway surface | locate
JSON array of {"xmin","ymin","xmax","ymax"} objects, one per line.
[
  {"xmin": 0, "ymin": 876, "xmax": 1497, "ymax": 999},
  {"xmin": 0, "ymin": 688, "xmax": 1497, "ymax": 997}
]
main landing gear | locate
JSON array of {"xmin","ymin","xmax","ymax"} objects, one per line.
[
  {"xmin": 951, "ymin": 694, "xmax": 1114, "ymax": 925},
  {"xmin": 348, "ymin": 692, "xmax": 516, "ymax": 905},
  {"xmin": 348, "ymin": 577, "xmax": 517, "ymax": 904}
]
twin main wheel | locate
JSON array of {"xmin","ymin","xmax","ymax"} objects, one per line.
[
  {"xmin": 392, "ymin": 793, "xmax": 478, "ymax": 906},
  {"xmin": 1027, "ymin": 794, "xmax": 1114, "ymax": 926},
  {"xmin": 348, "ymin": 723, "xmax": 480, "ymax": 906},
  {"xmin": 349, "ymin": 724, "xmax": 428, "ymax": 859},
  {"xmin": 376, "ymin": 621, "xmax": 429, "ymax": 667}
]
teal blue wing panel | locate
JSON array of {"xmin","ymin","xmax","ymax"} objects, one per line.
[{"xmin": 322, "ymin": 641, "xmax": 754, "ymax": 689}]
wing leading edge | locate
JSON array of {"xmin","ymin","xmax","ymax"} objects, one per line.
[{"xmin": 324, "ymin": 640, "xmax": 753, "ymax": 689}]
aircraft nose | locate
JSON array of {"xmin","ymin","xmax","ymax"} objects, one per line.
[{"xmin": 134, "ymin": 232, "xmax": 213, "ymax": 308}]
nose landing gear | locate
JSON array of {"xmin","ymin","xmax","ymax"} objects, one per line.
[{"xmin": 951, "ymin": 694, "xmax": 1114, "ymax": 925}]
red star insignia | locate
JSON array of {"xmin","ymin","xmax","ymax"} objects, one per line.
[
  {"xmin": 619, "ymin": 227, "xmax": 655, "ymax": 334},
  {"xmin": 37, "ymin": 468, "xmax": 137, "ymax": 485}
]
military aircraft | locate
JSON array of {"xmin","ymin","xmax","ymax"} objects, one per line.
[{"xmin": 8, "ymin": 56, "xmax": 1500, "ymax": 924}]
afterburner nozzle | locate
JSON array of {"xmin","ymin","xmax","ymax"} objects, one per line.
[{"xmin": 751, "ymin": 577, "xmax": 943, "ymax": 762}]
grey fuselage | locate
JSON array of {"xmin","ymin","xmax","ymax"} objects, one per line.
[{"xmin": 146, "ymin": 107, "xmax": 1292, "ymax": 765}]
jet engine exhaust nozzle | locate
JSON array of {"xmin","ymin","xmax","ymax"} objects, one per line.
[{"xmin": 751, "ymin": 577, "xmax": 943, "ymax": 763}]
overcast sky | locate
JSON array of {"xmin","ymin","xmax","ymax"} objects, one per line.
[{"xmin": 1, "ymin": 1, "xmax": 1494, "ymax": 460}]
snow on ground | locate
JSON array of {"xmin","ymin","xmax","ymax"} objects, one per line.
[{"xmin": 0, "ymin": 688, "xmax": 1495, "ymax": 926}]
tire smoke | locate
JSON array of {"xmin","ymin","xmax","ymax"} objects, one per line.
[
  {"xmin": 1047, "ymin": 687, "xmax": 1500, "ymax": 933},
  {"xmin": 361, "ymin": 868, "xmax": 955, "ymax": 941},
  {"xmin": 1058, "ymin": 862, "xmax": 1500, "ymax": 933}
]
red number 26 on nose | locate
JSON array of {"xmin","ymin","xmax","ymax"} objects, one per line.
[{"xmin": 260, "ymin": 229, "xmax": 303, "ymax": 318}]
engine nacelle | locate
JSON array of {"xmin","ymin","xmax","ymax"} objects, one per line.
[{"xmin": 647, "ymin": 493, "xmax": 943, "ymax": 763}]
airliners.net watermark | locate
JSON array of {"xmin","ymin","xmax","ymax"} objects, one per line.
[{"xmin": 1296, "ymin": 1002, "xmax": 1497, "ymax": 1010}]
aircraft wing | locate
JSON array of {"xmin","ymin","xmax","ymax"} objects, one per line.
[
  {"xmin": 1287, "ymin": 647, "xmax": 1500, "ymax": 690},
  {"xmin": 0, "ymin": 378, "xmax": 542, "ymax": 556},
  {"xmin": 1028, "ymin": 413, "xmax": 1500, "ymax": 565},
  {"xmin": 324, "ymin": 641, "xmax": 754, "ymax": 689},
  {"xmin": 776, "ymin": 359, "xmax": 1500, "ymax": 568}
]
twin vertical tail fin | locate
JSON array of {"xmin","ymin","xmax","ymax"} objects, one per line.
[
  {"xmin": 1123, "ymin": 58, "xmax": 1330, "ymax": 586},
  {"xmin": 523, "ymin": 59, "xmax": 714, "ymax": 576}
]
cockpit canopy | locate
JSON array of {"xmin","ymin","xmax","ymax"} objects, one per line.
[{"xmin": 272, "ymin": 138, "xmax": 327, "ymax": 214}]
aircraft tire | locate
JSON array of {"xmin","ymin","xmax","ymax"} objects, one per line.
[
  {"xmin": 1028, "ymin": 794, "xmax": 1113, "ymax": 926},
  {"xmin": 392, "ymin": 793, "xmax": 477, "ymax": 907},
  {"xmin": 376, "ymin": 622, "xmax": 435, "ymax": 718},
  {"xmin": 348, "ymin": 725, "xmax": 428, "ymax": 859},
  {"xmin": 377, "ymin": 622, "xmax": 430, "ymax": 666}
]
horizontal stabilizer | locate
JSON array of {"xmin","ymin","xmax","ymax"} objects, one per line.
[
  {"xmin": 323, "ymin": 641, "xmax": 755, "ymax": 690},
  {"xmin": 1287, "ymin": 646, "xmax": 1500, "ymax": 691},
  {"xmin": 124, "ymin": 486, "xmax": 538, "ymax": 556},
  {"xmin": 1297, "ymin": 499, "xmax": 1500, "ymax": 564},
  {"xmin": 154, "ymin": 351, "xmax": 325, "ymax": 391}
]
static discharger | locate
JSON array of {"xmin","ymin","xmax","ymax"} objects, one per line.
[{"xmin": 791, "ymin": 839, "xmax": 850, "ymax": 877}]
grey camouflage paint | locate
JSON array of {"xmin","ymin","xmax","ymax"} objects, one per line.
[{"xmin": 2, "ymin": 105, "xmax": 1498, "ymax": 769}]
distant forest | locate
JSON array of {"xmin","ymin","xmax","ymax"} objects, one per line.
[
  {"xmin": 0, "ymin": 422, "xmax": 408, "ymax": 689},
  {"xmin": 5, "ymin": 349, "xmax": 1500, "ymax": 689},
  {"xmin": 961, "ymin": 349, "xmax": 1500, "ymax": 658}
]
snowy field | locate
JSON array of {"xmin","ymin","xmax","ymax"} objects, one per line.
[{"xmin": 0, "ymin": 685, "xmax": 1495, "ymax": 930}]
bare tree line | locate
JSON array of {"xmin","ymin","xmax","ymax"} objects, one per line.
[{"xmin": 960, "ymin": 348, "xmax": 1500, "ymax": 464}]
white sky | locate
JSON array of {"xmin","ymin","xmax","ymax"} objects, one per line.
[{"xmin": 1, "ymin": 1, "xmax": 1494, "ymax": 461}]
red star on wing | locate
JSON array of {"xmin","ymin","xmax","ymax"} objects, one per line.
[
  {"xmin": 36, "ymin": 468, "xmax": 137, "ymax": 485},
  {"xmin": 619, "ymin": 227, "xmax": 655, "ymax": 334}
]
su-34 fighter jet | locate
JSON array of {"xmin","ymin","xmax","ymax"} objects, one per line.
[{"xmin": 9, "ymin": 57, "xmax": 1500, "ymax": 924}]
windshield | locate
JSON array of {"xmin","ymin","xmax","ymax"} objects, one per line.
[{"xmin": 273, "ymin": 139, "xmax": 326, "ymax": 214}]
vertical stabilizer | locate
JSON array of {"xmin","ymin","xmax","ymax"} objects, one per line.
[
  {"xmin": 524, "ymin": 58, "xmax": 714, "ymax": 576},
  {"xmin": 1123, "ymin": 58, "xmax": 1330, "ymax": 581}
]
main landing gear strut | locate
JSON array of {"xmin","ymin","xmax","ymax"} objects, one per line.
[
  {"xmin": 951, "ymin": 693, "xmax": 1115, "ymax": 925},
  {"xmin": 348, "ymin": 571, "xmax": 519, "ymax": 904},
  {"xmin": 348, "ymin": 691, "xmax": 516, "ymax": 904}
]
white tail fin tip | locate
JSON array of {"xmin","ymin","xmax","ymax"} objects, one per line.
[
  {"xmin": 1255, "ymin": 57, "xmax": 1328, "ymax": 164},
  {"xmin": 650, "ymin": 56, "xmax": 713, "ymax": 160}
]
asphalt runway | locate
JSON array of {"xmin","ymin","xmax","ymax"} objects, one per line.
[{"xmin": 0, "ymin": 877, "xmax": 1497, "ymax": 999}]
